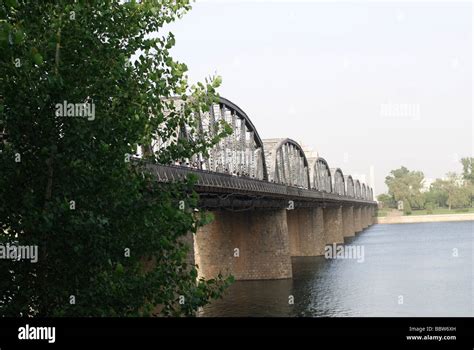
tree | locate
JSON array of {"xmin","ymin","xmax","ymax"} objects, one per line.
[
  {"xmin": 428, "ymin": 173, "xmax": 471, "ymax": 210},
  {"xmin": 447, "ymin": 187, "xmax": 471, "ymax": 210},
  {"xmin": 460, "ymin": 157, "xmax": 474, "ymax": 206},
  {"xmin": 444, "ymin": 173, "xmax": 470, "ymax": 210},
  {"xmin": 376, "ymin": 193, "xmax": 395, "ymax": 208},
  {"xmin": 385, "ymin": 166, "xmax": 425, "ymax": 210},
  {"xmin": 425, "ymin": 178, "xmax": 449, "ymax": 208},
  {"xmin": 0, "ymin": 0, "xmax": 232, "ymax": 316},
  {"xmin": 460, "ymin": 157, "xmax": 474, "ymax": 184},
  {"xmin": 424, "ymin": 201, "xmax": 435, "ymax": 214},
  {"xmin": 403, "ymin": 200, "xmax": 412, "ymax": 215}
]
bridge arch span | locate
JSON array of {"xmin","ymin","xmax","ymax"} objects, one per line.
[
  {"xmin": 145, "ymin": 97, "xmax": 267, "ymax": 180},
  {"xmin": 331, "ymin": 168, "xmax": 345, "ymax": 196},
  {"xmin": 312, "ymin": 157, "xmax": 332, "ymax": 193},
  {"xmin": 263, "ymin": 138, "xmax": 310, "ymax": 188},
  {"xmin": 354, "ymin": 179, "xmax": 361, "ymax": 199},
  {"xmin": 365, "ymin": 186, "xmax": 372, "ymax": 200},
  {"xmin": 197, "ymin": 97, "xmax": 267, "ymax": 180},
  {"xmin": 361, "ymin": 184, "xmax": 367, "ymax": 200},
  {"xmin": 345, "ymin": 175, "xmax": 355, "ymax": 198}
]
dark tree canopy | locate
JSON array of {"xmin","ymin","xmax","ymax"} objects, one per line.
[{"xmin": 0, "ymin": 0, "xmax": 232, "ymax": 316}]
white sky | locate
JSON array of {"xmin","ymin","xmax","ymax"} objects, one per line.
[{"xmin": 166, "ymin": 0, "xmax": 472, "ymax": 194}]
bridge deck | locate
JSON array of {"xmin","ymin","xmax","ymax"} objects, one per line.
[{"xmin": 143, "ymin": 163, "xmax": 376, "ymax": 210}]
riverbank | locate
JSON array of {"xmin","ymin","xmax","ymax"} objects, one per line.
[
  {"xmin": 377, "ymin": 207, "xmax": 474, "ymax": 217},
  {"xmin": 376, "ymin": 213, "xmax": 474, "ymax": 224}
]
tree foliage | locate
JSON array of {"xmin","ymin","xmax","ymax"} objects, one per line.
[
  {"xmin": 381, "ymin": 159, "xmax": 473, "ymax": 212},
  {"xmin": 376, "ymin": 193, "xmax": 395, "ymax": 208},
  {"xmin": 442, "ymin": 173, "xmax": 471, "ymax": 210},
  {"xmin": 423, "ymin": 173, "xmax": 471, "ymax": 210},
  {"xmin": 0, "ymin": 0, "xmax": 232, "ymax": 316},
  {"xmin": 460, "ymin": 157, "xmax": 474, "ymax": 184},
  {"xmin": 424, "ymin": 178, "xmax": 448, "ymax": 208},
  {"xmin": 460, "ymin": 157, "xmax": 474, "ymax": 207},
  {"xmin": 385, "ymin": 166, "xmax": 425, "ymax": 210}
]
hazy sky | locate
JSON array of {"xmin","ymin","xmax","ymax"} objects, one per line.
[{"xmin": 166, "ymin": 0, "xmax": 472, "ymax": 194}]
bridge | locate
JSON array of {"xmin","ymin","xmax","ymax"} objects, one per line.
[{"xmin": 142, "ymin": 97, "xmax": 377, "ymax": 280}]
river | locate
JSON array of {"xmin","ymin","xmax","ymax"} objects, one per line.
[{"xmin": 199, "ymin": 221, "xmax": 473, "ymax": 317}]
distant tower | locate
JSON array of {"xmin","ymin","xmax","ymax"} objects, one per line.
[{"xmin": 369, "ymin": 165, "xmax": 375, "ymax": 197}]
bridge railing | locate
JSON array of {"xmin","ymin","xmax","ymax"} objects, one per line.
[{"xmin": 140, "ymin": 161, "xmax": 375, "ymax": 205}]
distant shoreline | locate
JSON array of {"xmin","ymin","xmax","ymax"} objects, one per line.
[{"xmin": 375, "ymin": 213, "xmax": 474, "ymax": 224}]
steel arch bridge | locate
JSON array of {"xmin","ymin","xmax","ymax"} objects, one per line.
[
  {"xmin": 141, "ymin": 96, "xmax": 375, "ymax": 208},
  {"xmin": 263, "ymin": 138, "xmax": 310, "ymax": 188},
  {"xmin": 331, "ymin": 168, "xmax": 345, "ymax": 196},
  {"xmin": 182, "ymin": 97, "xmax": 268, "ymax": 181},
  {"xmin": 312, "ymin": 157, "xmax": 332, "ymax": 193},
  {"xmin": 345, "ymin": 175, "xmax": 355, "ymax": 198},
  {"xmin": 205, "ymin": 97, "xmax": 267, "ymax": 181},
  {"xmin": 354, "ymin": 179, "xmax": 362, "ymax": 199}
]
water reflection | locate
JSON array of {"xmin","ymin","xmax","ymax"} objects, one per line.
[{"xmin": 200, "ymin": 221, "xmax": 473, "ymax": 317}]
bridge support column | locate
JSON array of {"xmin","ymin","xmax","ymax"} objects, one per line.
[
  {"xmin": 367, "ymin": 206, "xmax": 372, "ymax": 227},
  {"xmin": 360, "ymin": 206, "xmax": 367, "ymax": 230},
  {"xmin": 194, "ymin": 209, "xmax": 292, "ymax": 280},
  {"xmin": 313, "ymin": 207, "xmax": 326, "ymax": 255},
  {"xmin": 368, "ymin": 207, "xmax": 372, "ymax": 226},
  {"xmin": 287, "ymin": 207, "xmax": 326, "ymax": 256},
  {"xmin": 323, "ymin": 206, "xmax": 344, "ymax": 245},
  {"xmin": 362, "ymin": 206, "xmax": 369, "ymax": 229},
  {"xmin": 354, "ymin": 206, "xmax": 363, "ymax": 233},
  {"xmin": 342, "ymin": 205, "xmax": 355, "ymax": 238}
]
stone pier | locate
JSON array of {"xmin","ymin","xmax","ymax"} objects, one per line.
[
  {"xmin": 354, "ymin": 206, "xmax": 363, "ymax": 233},
  {"xmin": 323, "ymin": 205, "xmax": 344, "ymax": 244},
  {"xmin": 287, "ymin": 207, "xmax": 326, "ymax": 256},
  {"xmin": 194, "ymin": 209, "xmax": 292, "ymax": 280},
  {"xmin": 342, "ymin": 205, "xmax": 355, "ymax": 238},
  {"xmin": 193, "ymin": 204, "xmax": 376, "ymax": 281},
  {"xmin": 361, "ymin": 207, "xmax": 368, "ymax": 229}
]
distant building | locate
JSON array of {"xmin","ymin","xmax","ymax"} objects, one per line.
[
  {"xmin": 300, "ymin": 143, "xmax": 318, "ymax": 163},
  {"xmin": 397, "ymin": 200, "xmax": 404, "ymax": 210}
]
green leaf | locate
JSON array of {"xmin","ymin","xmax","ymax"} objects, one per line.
[
  {"xmin": 33, "ymin": 52, "xmax": 43, "ymax": 65},
  {"xmin": 115, "ymin": 263, "xmax": 124, "ymax": 274},
  {"xmin": 0, "ymin": 0, "xmax": 231, "ymax": 318},
  {"xmin": 13, "ymin": 29, "xmax": 24, "ymax": 44},
  {"xmin": 4, "ymin": 0, "xmax": 18, "ymax": 8}
]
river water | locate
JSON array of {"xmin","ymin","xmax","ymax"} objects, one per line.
[{"xmin": 199, "ymin": 221, "xmax": 473, "ymax": 317}]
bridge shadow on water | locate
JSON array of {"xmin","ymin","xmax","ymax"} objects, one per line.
[
  {"xmin": 199, "ymin": 222, "xmax": 473, "ymax": 317},
  {"xmin": 199, "ymin": 228, "xmax": 374, "ymax": 318},
  {"xmin": 198, "ymin": 253, "xmax": 357, "ymax": 317}
]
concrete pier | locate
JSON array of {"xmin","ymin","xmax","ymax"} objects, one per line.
[
  {"xmin": 194, "ymin": 205, "xmax": 375, "ymax": 280},
  {"xmin": 194, "ymin": 209, "xmax": 293, "ymax": 280}
]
